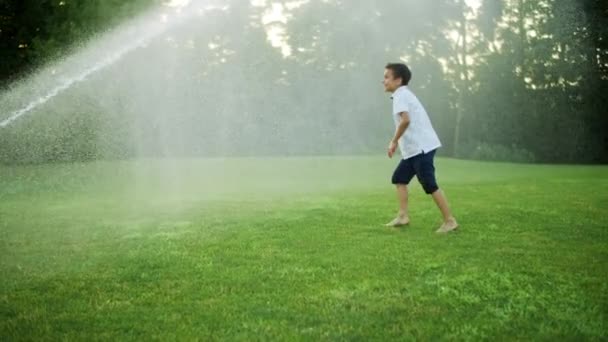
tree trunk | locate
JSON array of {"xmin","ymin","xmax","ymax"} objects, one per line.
[{"xmin": 453, "ymin": 0, "xmax": 470, "ymax": 156}]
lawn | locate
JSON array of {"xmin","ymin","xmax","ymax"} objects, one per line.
[{"xmin": 1, "ymin": 156, "xmax": 607, "ymax": 340}]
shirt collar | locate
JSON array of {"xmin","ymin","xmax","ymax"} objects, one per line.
[{"xmin": 390, "ymin": 85, "xmax": 408, "ymax": 99}]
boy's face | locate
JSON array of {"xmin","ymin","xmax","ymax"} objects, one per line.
[{"xmin": 383, "ymin": 69, "xmax": 402, "ymax": 93}]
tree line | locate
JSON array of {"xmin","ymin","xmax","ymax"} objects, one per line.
[{"xmin": 0, "ymin": 0, "xmax": 606, "ymax": 163}]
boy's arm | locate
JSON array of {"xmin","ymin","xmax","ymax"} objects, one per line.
[{"xmin": 388, "ymin": 112, "xmax": 411, "ymax": 158}]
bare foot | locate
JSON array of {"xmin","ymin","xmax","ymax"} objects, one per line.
[
  {"xmin": 385, "ymin": 216, "xmax": 410, "ymax": 227},
  {"xmin": 436, "ymin": 217, "xmax": 459, "ymax": 233}
]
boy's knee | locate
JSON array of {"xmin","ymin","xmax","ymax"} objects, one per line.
[
  {"xmin": 422, "ymin": 183, "xmax": 439, "ymax": 194},
  {"xmin": 418, "ymin": 174, "xmax": 438, "ymax": 194},
  {"xmin": 420, "ymin": 180, "xmax": 438, "ymax": 194}
]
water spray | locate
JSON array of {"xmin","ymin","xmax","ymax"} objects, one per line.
[{"xmin": 0, "ymin": 0, "xmax": 213, "ymax": 128}]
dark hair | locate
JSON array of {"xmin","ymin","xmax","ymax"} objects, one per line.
[{"xmin": 385, "ymin": 63, "xmax": 412, "ymax": 86}]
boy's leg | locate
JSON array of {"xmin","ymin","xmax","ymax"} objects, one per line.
[
  {"xmin": 414, "ymin": 150, "xmax": 458, "ymax": 232},
  {"xmin": 431, "ymin": 189, "xmax": 458, "ymax": 233},
  {"xmin": 397, "ymin": 184, "xmax": 409, "ymax": 218},
  {"xmin": 386, "ymin": 184, "xmax": 410, "ymax": 226},
  {"xmin": 386, "ymin": 158, "xmax": 415, "ymax": 227}
]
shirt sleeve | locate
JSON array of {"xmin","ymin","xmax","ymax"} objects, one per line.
[{"xmin": 392, "ymin": 92, "xmax": 410, "ymax": 115}]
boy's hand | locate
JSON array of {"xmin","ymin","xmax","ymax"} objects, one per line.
[{"xmin": 388, "ymin": 140, "xmax": 397, "ymax": 158}]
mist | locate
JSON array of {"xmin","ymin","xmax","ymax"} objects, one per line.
[{"xmin": 0, "ymin": 0, "xmax": 606, "ymax": 164}]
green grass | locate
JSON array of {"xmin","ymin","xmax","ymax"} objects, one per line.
[{"xmin": 1, "ymin": 156, "xmax": 607, "ymax": 340}]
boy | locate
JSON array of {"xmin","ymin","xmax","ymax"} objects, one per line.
[{"xmin": 383, "ymin": 63, "xmax": 458, "ymax": 233}]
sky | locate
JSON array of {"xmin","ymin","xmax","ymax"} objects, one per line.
[
  {"xmin": 164, "ymin": 0, "xmax": 484, "ymax": 57},
  {"xmin": 258, "ymin": 0, "xmax": 483, "ymax": 57}
]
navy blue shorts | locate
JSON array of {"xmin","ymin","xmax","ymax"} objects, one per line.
[{"xmin": 391, "ymin": 149, "xmax": 439, "ymax": 194}]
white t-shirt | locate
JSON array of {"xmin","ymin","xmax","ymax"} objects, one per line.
[{"xmin": 391, "ymin": 86, "xmax": 442, "ymax": 159}]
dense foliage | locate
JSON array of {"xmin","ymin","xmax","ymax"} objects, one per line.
[{"xmin": 0, "ymin": 0, "xmax": 606, "ymax": 163}]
